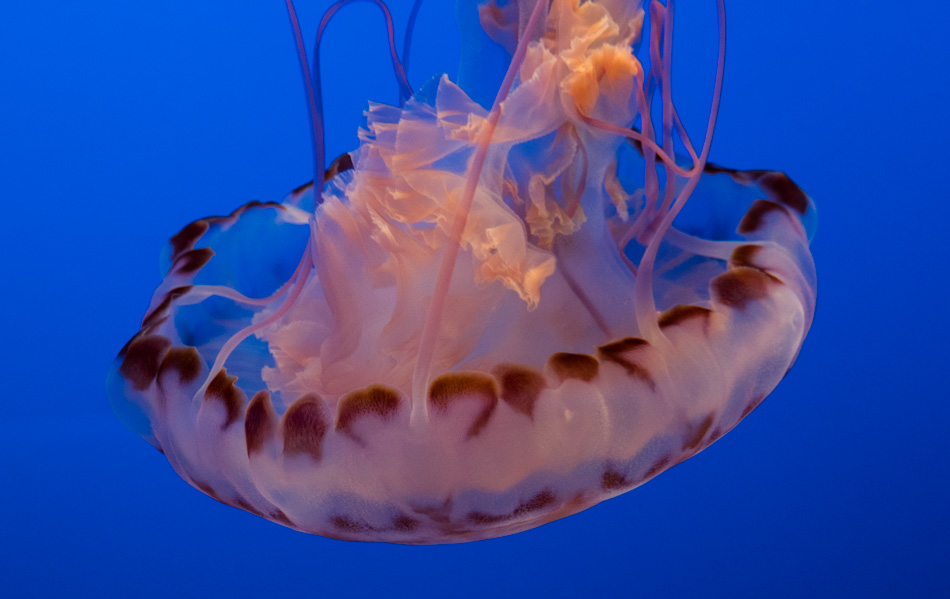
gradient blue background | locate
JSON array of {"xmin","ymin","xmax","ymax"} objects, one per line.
[{"xmin": 1, "ymin": 1, "xmax": 947, "ymax": 597}]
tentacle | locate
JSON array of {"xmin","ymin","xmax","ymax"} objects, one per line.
[
  {"xmin": 284, "ymin": 0, "xmax": 324, "ymax": 196},
  {"xmin": 410, "ymin": 0, "xmax": 550, "ymax": 427},
  {"xmin": 633, "ymin": 0, "xmax": 726, "ymax": 346},
  {"xmin": 402, "ymin": 0, "xmax": 425, "ymax": 100},
  {"xmin": 195, "ymin": 240, "xmax": 313, "ymax": 400}
]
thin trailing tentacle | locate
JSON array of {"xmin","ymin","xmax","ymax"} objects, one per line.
[
  {"xmin": 582, "ymin": 115, "xmax": 697, "ymax": 178},
  {"xmin": 303, "ymin": 0, "xmax": 415, "ymax": 204},
  {"xmin": 657, "ymin": 1, "xmax": 677, "ymax": 217},
  {"xmin": 194, "ymin": 240, "xmax": 314, "ymax": 400},
  {"xmin": 672, "ymin": 108, "xmax": 699, "ymax": 164},
  {"xmin": 284, "ymin": 0, "xmax": 324, "ymax": 198},
  {"xmin": 664, "ymin": 227, "xmax": 746, "ymax": 261},
  {"xmin": 640, "ymin": 11, "xmax": 661, "ymax": 227},
  {"xmin": 316, "ymin": 0, "xmax": 413, "ymax": 98},
  {"xmin": 633, "ymin": 0, "xmax": 726, "ymax": 346},
  {"xmin": 176, "ymin": 281, "xmax": 298, "ymax": 307},
  {"xmin": 314, "ymin": 0, "xmax": 414, "ymax": 115},
  {"xmin": 402, "ymin": 0, "xmax": 425, "ymax": 102},
  {"xmin": 626, "ymin": 109, "xmax": 700, "ymax": 166}
]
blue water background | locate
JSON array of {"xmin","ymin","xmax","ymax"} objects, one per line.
[{"xmin": 1, "ymin": 1, "xmax": 947, "ymax": 596}]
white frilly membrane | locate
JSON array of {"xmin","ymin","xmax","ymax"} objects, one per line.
[{"xmin": 108, "ymin": 0, "xmax": 818, "ymax": 544}]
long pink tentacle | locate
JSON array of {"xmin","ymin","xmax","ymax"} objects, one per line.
[
  {"xmin": 181, "ymin": 240, "xmax": 313, "ymax": 307},
  {"xmin": 581, "ymin": 115, "xmax": 697, "ymax": 178},
  {"xmin": 657, "ymin": 1, "xmax": 678, "ymax": 217},
  {"xmin": 409, "ymin": 0, "xmax": 550, "ymax": 426},
  {"xmin": 673, "ymin": 107, "xmax": 699, "ymax": 165}
]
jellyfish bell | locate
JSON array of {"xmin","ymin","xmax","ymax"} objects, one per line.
[{"xmin": 108, "ymin": 0, "xmax": 816, "ymax": 544}]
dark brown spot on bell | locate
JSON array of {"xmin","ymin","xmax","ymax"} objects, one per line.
[
  {"xmin": 700, "ymin": 160, "xmax": 736, "ymax": 177},
  {"xmin": 141, "ymin": 303, "xmax": 168, "ymax": 330},
  {"xmin": 685, "ymin": 161, "xmax": 761, "ymax": 187},
  {"xmin": 392, "ymin": 516, "xmax": 419, "ymax": 532},
  {"xmin": 158, "ymin": 346, "xmax": 203, "ymax": 386},
  {"xmin": 428, "ymin": 372, "xmax": 498, "ymax": 438},
  {"xmin": 245, "ymin": 390, "xmax": 277, "ymax": 456},
  {"xmin": 738, "ymin": 199, "xmax": 789, "ymax": 234},
  {"xmin": 644, "ymin": 457, "xmax": 670, "ymax": 479},
  {"xmin": 492, "ymin": 364, "xmax": 546, "ymax": 418},
  {"xmin": 547, "ymin": 352, "xmax": 599, "ymax": 383},
  {"xmin": 729, "ymin": 244, "xmax": 764, "ymax": 270},
  {"xmin": 169, "ymin": 220, "xmax": 209, "ymax": 259},
  {"xmin": 142, "ymin": 286, "xmax": 193, "ymax": 329},
  {"xmin": 599, "ymin": 337, "xmax": 648, "ymax": 354},
  {"xmin": 233, "ymin": 498, "xmax": 264, "ymax": 518},
  {"xmin": 658, "ymin": 305, "xmax": 713, "ymax": 329},
  {"xmin": 513, "ymin": 490, "xmax": 556, "ymax": 517},
  {"xmin": 336, "ymin": 385, "xmax": 401, "ymax": 438},
  {"xmin": 139, "ymin": 312, "xmax": 168, "ymax": 331},
  {"xmin": 195, "ymin": 480, "xmax": 224, "ymax": 503},
  {"xmin": 325, "ymin": 153, "xmax": 355, "ymax": 180},
  {"xmin": 271, "ymin": 510, "xmax": 295, "ymax": 527},
  {"xmin": 331, "ymin": 515, "xmax": 368, "ymax": 532},
  {"xmin": 756, "ymin": 171, "xmax": 808, "ymax": 214},
  {"xmin": 597, "ymin": 338, "xmax": 655, "ymax": 388},
  {"xmin": 429, "ymin": 373, "xmax": 498, "ymax": 408},
  {"xmin": 212, "ymin": 200, "xmax": 284, "ymax": 224},
  {"xmin": 711, "ymin": 267, "xmax": 778, "ymax": 310},
  {"xmin": 702, "ymin": 162, "xmax": 763, "ymax": 186},
  {"xmin": 172, "ymin": 247, "xmax": 214, "ymax": 275},
  {"xmin": 742, "ymin": 395, "xmax": 767, "ymax": 418},
  {"xmin": 291, "ymin": 181, "xmax": 313, "ymax": 196},
  {"xmin": 119, "ymin": 335, "xmax": 172, "ymax": 391},
  {"xmin": 204, "ymin": 369, "xmax": 243, "ymax": 429},
  {"xmin": 683, "ymin": 414, "xmax": 715, "ymax": 451},
  {"xmin": 282, "ymin": 394, "xmax": 328, "ymax": 461},
  {"xmin": 186, "ymin": 202, "xmax": 284, "ymax": 236},
  {"xmin": 602, "ymin": 469, "xmax": 628, "ymax": 491}
]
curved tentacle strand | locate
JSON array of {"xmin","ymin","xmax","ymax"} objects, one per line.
[{"xmin": 409, "ymin": 0, "xmax": 550, "ymax": 426}]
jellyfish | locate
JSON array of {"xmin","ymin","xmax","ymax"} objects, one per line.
[{"xmin": 107, "ymin": 0, "xmax": 817, "ymax": 544}]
